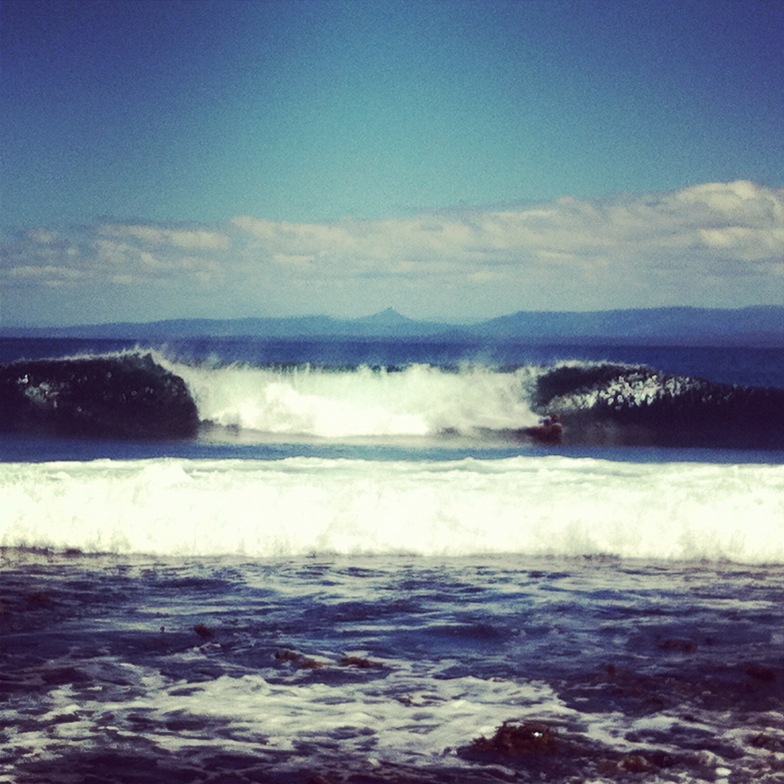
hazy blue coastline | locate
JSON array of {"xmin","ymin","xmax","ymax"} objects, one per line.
[{"xmin": 3, "ymin": 305, "xmax": 784, "ymax": 346}]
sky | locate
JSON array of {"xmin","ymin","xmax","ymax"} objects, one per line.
[{"xmin": 1, "ymin": 0, "xmax": 783, "ymax": 327}]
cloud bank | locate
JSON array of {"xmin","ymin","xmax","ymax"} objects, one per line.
[{"xmin": 3, "ymin": 181, "xmax": 782, "ymax": 326}]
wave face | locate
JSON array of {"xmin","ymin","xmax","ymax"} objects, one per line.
[
  {"xmin": 3, "ymin": 456, "xmax": 783, "ymax": 562},
  {"xmin": 534, "ymin": 363, "xmax": 784, "ymax": 448},
  {"xmin": 0, "ymin": 353, "xmax": 199, "ymax": 438}
]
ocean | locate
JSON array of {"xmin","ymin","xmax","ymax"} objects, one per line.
[{"xmin": 1, "ymin": 336, "xmax": 783, "ymax": 784}]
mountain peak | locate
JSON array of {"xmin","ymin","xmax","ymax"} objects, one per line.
[{"xmin": 355, "ymin": 308, "xmax": 412, "ymax": 325}]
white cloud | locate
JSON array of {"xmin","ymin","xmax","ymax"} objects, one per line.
[
  {"xmin": 229, "ymin": 180, "xmax": 784, "ymax": 309},
  {"xmin": 8, "ymin": 264, "xmax": 86, "ymax": 282},
  {"xmin": 99, "ymin": 223, "xmax": 232, "ymax": 251},
  {"xmin": 26, "ymin": 228, "xmax": 60, "ymax": 245},
  {"xmin": 3, "ymin": 181, "xmax": 783, "ymax": 324}
]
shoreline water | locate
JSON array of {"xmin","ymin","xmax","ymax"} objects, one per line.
[
  {"xmin": 2, "ymin": 337, "xmax": 783, "ymax": 782},
  {"xmin": 2, "ymin": 549, "xmax": 783, "ymax": 783}
]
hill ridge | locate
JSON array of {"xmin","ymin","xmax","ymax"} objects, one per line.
[{"xmin": 3, "ymin": 306, "xmax": 783, "ymax": 346}]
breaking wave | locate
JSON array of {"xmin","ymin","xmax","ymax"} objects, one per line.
[
  {"xmin": 533, "ymin": 363, "xmax": 784, "ymax": 448},
  {"xmin": 2, "ymin": 350, "xmax": 783, "ymax": 447},
  {"xmin": 166, "ymin": 360, "xmax": 540, "ymax": 438},
  {"xmin": 0, "ymin": 351, "xmax": 198, "ymax": 438}
]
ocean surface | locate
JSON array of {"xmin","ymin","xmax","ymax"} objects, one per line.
[{"xmin": 1, "ymin": 336, "xmax": 783, "ymax": 783}]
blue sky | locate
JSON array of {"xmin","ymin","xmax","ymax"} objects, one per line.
[{"xmin": 2, "ymin": 0, "xmax": 783, "ymax": 326}]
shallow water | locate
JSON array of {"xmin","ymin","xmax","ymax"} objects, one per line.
[{"xmin": 2, "ymin": 551, "xmax": 783, "ymax": 783}]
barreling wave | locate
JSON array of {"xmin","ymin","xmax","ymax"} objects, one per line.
[
  {"xmin": 1, "ymin": 350, "xmax": 783, "ymax": 448},
  {"xmin": 534, "ymin": 363, "xmax": 784, "ymax": 448},
  {"xmin": 0, "ymin": 351, "xmax": 198, "ymax": 439}
]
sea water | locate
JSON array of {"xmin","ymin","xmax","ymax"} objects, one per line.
[{"xmin": 1, "ymin": 336, "xmax": 783, "ymax": 783}]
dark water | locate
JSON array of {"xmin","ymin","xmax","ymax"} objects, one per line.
[{"xmin": 2, "ymin": 551, "xmax": 784, "ymax": 783}]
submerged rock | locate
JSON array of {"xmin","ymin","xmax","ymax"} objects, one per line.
[
  {"xmin": 468, "ymin": 720, "xmax": 558, "ymax": 756},
  {"xmin": 462, "ymin": 718, "xmax": 690, "ymax": 781}
]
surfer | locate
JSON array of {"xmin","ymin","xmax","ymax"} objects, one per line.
[{"xmin": 530, "ymin": 413, "xmax": 563, "ymax": 443}]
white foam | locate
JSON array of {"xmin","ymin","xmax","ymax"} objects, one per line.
[
  {"xmin": 14, "ymin": 655, "xmax": 779, "ymax": 778},
  {"xmin": 551, "ymin": 367, "xmax": 704, "ymax": 412},
  {"xmin": 7, "ymin": 660, "xmax": 565, "ymax": 772},
  {"xmin": 163, "ymin": 361, "xmax": 540, "ymax": 437},
  {"xmin": 2, "ymin": 456, "xmax": 783, "ymax": 562}
]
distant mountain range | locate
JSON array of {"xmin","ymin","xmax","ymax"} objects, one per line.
[{"xmin": 3, "ymin": 306, "xmax": 783, "ymax": 346}]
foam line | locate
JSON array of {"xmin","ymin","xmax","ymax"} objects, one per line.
[{"xmin": 3, "ymin": 456, "xmax": 782, "ymax": 562}]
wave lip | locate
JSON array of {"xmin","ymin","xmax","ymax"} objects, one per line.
[{"xmin": 0, "ymin": 352, "xmax": 199, "ymax": 439}]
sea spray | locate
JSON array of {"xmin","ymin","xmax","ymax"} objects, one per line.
[{"xmin": 165, "ymin": 361, "xmax": 541, "ymax": 437}]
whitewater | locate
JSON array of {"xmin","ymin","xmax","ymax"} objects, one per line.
[
  {"xmin": 165, "ymin": 360, "xmax": 542, "ymax": 437},
  {"xmin": 3, "ymin": 456, "xmax": 783, "ymax": 562},
  {"xmin": 2, "ymin": 336, "xmax": 784, "ymax": 783}
]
